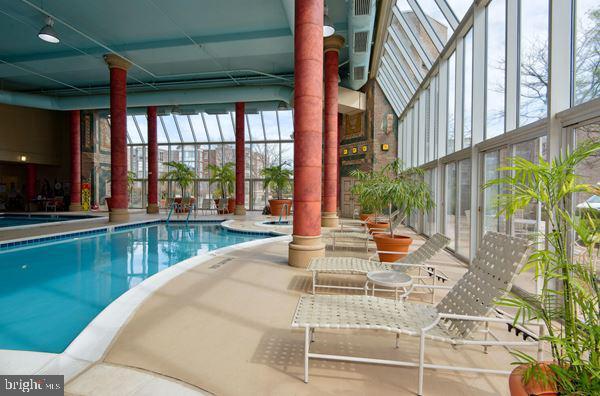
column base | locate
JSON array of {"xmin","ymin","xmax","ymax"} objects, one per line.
[
  {"xmin": 288, "ymin": 235, "xmax": 325, "ymax": 268},
  {"xmin": 69, "ymin": 203, "xmax": 83, "ymax": 212},
  {"xmin": 234, "ymin": 204, "xmax": 246, "ymax": 215},
  {"xmin": 109, "ymin": 208, "xmax": 130, "ymax": 223},
  {"xmin": 321, "ymin": 212, "xmax": 339, "ymax": 228},
  {"xmin": 146, "ymin": 203, "xmax": 159, "ymax": 214}
]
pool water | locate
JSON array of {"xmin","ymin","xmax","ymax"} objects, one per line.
[
  {"xmin": 0, "ymin": 214, "xmax": 94, "ymax": 228},
  {"xmin": 0, "ymin": 223, "xmax": 268, "ymax": 353}
]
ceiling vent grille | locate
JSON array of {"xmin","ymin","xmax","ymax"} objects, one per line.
[
  {"xmin": 354, "ymin": 66, "xmax": 365, "ymax": 81},
  {"xmin": 354, "ymin": 31, "xmax": 369, "ymax": 53},
  {"xmin": 354, "ymin": 0, "xmax": 371, "ymax": 16}
]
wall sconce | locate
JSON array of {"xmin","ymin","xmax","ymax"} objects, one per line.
[
  {"xmin": 351, "ymin": 147, "xmax": 358, "ymax": 154},
  {"xmin": 342, "ymin": 148, "xmax": 348, "ymax": 155},
  {"xmin": 361, "ymin": 145, "xmax": 368, "ymax": 152},
  {"xmin": 381, "ymin": 144, "xmax": 389, "ymax": 152},
  {"xmin": 19, "ymin": 155, "xmax": 27, "ymax": 162}
]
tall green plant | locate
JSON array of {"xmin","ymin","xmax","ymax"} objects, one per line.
[
  {"xmin": 483, "ymin": 141, "xmax": 600, "ymax": 394},
  {"xmin": 261, "ymin": 163, "xmax": 292, "ymax": 200},
  {"xmin": 208, "ymin": 162, "xmax": 235, "ymax": 200},
  {"xmin": 161, "ymin": 161, "xmax": 196, "ymax": 198}
]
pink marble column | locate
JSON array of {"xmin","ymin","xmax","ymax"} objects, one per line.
[
  {"xmin": 69, "ymin": 110, "xmax": 82, "ymax": 211},
  {"xmin": 104, "ymin": 54, "xmax": 131, "ymax": 222},
  {"xmin": 288, "ymin": 0, "xmax": 325, "ymax": 267},
  {"xmin": 234, "ymin": 102, "xmax": 246, "ymax": 215},
  {"xmin": 147, "ymin": 106, "xmax": 159, "ymax": 214},
  {"xmin": 322, "ymin": 35, "xmax": 344, "ymax": 227}
]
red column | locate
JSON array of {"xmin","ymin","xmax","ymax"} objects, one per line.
[
  {"xmin": 25, "ymin": 163, "xmax": 36, "ymax": 209},
  {"xmin": 104, "ymin": 54, "xmax": 131, "ymax": 222},
  {"xmin": 322, "ymin": 35, "xmax": 345, "ymax": 227},
  {"xmin": 147, "ymin": 106, "xmax": 159, "ymax": 214},
  {"xmin": 234, "ymin": 102, "xmax": 246, "ymax": 215},
  {"xmin": 288, "ymin": 0, "xmax": 325, "ymax": 267},
  {"xmin": 69, "ymin": 110, "xmax": 82, "ymax": 211}
]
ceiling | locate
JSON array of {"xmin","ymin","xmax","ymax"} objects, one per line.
[{"xmin": 0, "ymin": 0, "xmax": 350, "ymax": 96}]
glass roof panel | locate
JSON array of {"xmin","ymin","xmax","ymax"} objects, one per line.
[
  {"xmin": 277, "ymin": 110, "xmax": 294, "ymax": 140},
  {"xmin": 189, "ymin": 114, "xmax": 209, "ymax": 142},
  {"xmin": 134, "ymin": 115, "xmax": 148, "ymax": 143},
  {"xmin": 218, "ymin": 113, "xmax": 235, "ymax": 141},
  {"xmin": 156, "ymin": 117, "xmax": 169, "ymax": 143},
  {"xmin": 447, "ymin": 0, "xmax": 471, "ymax": 22},
  {"xmin": 247, "ymin": 113, "xmax": 265, "ymax": 141},
  {"xmin": 161, "ymin": 115, "xmax": 181, "ymax": 143},
  {"xmin": 413, "ymin": 0, "xmax": 453, "ymax": 43},
  {"xmin": 395, "ymin": 0, "xmax": 437, "ymax": 63},
  {"xmin": 386, "ymin": 37, "xmax": 420, "ymax": 88},
  {"xmin": 127, "ymin": 116, "xmax": 142, "ymax": 144},
  {"xmin": 203, "ymin": 114, "xmax": 222, "ymax": 142},
  {"xmin": 262, "ymin": 111, "xmax": 280, "ymax": 141},
  {"xmin": 174, "ymin": 115, "xmax": 195, "ymax": 143}
]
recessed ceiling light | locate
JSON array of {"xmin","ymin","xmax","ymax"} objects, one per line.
[{"xmin": 38, "ymin": 16, "xmax": 60, "ymax": 44}]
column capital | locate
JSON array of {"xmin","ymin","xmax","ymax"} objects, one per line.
[
  {"xmin": 324, "ymin": 34, "xmax": 345, "ymax": 53},
  {"xmin": 103, "ymin": 54, "xmax": 132, "ymax": 71}
]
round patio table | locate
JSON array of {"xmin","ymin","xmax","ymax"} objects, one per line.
[{"xmin": 365, "ymin": 270, "xmax": 413, "ymax": 301}]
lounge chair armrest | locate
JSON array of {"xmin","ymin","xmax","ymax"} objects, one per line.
[
  {"xmin": 437, "ymin": 313, "xmax": 515, "ymax": 324},
  {"xmin": 389, "ymin": 261, "xmax": 456, "ymax": 270}
]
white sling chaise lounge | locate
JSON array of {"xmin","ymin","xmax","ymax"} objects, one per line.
[
  {"xmin": 308, "ymin": 233, "xmax": 452, "ymax": 295},
  {"xmin": 330, "ymin": 211, "xmax": 400, "ymax": 252},
  {"xmin": 292, "ymin": 232, "xmax": 541, "ymax": 396}
]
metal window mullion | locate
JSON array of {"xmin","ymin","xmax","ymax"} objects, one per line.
[
  {"xmin": 378, "ymin": 73, "xmax": 405, "ymax": 113},
  {"xmin": 245, "ymin": 114, "xmax": 253, "ymax": 141},
  {"xmin": 435, "ymin": 0, "xmax": 460, "ymax": 30},
  {"xmin": 275, "ymin": 110, "xmax": 282, "ymax": 140},
  {"xmin": 407, "ymin": 0, "xmax": 444, "ymax": 51},
  {"xmin": 471, "ymin": 4, "xmax": 486, "ymax": 146},
  {"xmin": 131, "ymin": 115, "xmax": 144, "ymax": 144},
  {"xmin": 186, "ymin": 115, "xmax": 197, "ymax": 143},
  {"xmin": 380, "ymin": 62, "xmax": 411, "ymax": 104},
  {"xmin": 159, "ymin": 116, "xmax": 171, "ymax": 144},
  {"xmin": 171, "ymin": 115, "xmax": 184, "ymax": 143},
  {"xmin": 200, "ymin": 113, "xmax": 211, "ymax": 142},
  {"xmin": 388, "ymin": 25, "xmax": 425, "ymax": 80},
  {"xmin": 377, "ymin": 75, "xmax": 401, "ymax": 113},
  {"xmin": 505, "ymin": 0, "xmax": 519, "ymax": 131},
  {"xmin": 392, "ymin": 7, "xmax": 434, "ymax": 67},
  {"xmin": 438, "ymin": 60, "xmax": 449, "ymax": 159},
  {"xmin": 259, "ymin": 112, "xmax": 267, "ymax": 140},
  {"xmin": 381, "ymin": 54, "xmax": 414, "ymax": 101},
  {"xmin": 455, "ymin": 38, "xmax": 465, "ymax": 153},
  {"xmin": 214, "ymin": 114, "xmax": 225, "ymax": 143},
  {"xmin": 383, "ymin": 43, "xmax": 418, "ymax": 92}
]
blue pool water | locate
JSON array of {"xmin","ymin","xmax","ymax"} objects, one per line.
[
  {"xmin": 0, "ymin": 214, "xmax": 94, "ymax": 228},
  {"xmin": 0, "ymin": 223, "xmax": 268, "ymax": 353}
]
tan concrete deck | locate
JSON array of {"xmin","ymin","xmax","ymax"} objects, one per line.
[{"xmin": 94, "ymin": 228, "xmax": 517, "ymax": 396}]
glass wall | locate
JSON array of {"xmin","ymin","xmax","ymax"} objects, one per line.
[
  {"xmin": 126, "ymin": 110, "xmax": 293, "ymax": 210},
  {"xmin": 485, "ymin": 0, "xmax": 506, "ymax": 138}
]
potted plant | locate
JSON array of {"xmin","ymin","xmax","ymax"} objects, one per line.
[
  {"xmin": 484, "ymin": 141, "xmax": 600, "ymax": 396},
  {"xmin": 208, "ymin": 162, "xmax": 235, "ymax": 213},
  {"xmin": 363, "ymin": 159, "xmax": 434, "ymax": 261},
  {"xmin": 161, "ymin": 162, "xmax": 196, "ymax": 206},
  {"xmin": 350, "ymin": 168, "xmax": 381, "ymax": 222},
  {"xmin": 261, "ymin": 163, "xmax": 293, "ymax": 217}
]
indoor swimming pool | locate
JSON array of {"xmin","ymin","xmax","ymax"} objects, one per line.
[{"xmin": 0, "ymin": 222, "xmax": 269, "ymax": 353}]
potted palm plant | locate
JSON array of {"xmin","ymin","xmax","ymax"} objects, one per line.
[
  {"xmin": 161, "ymin": 161, "xmax": 196, "ymax": 200},
  {"xmin": 365, "ymin": 160, "xmax": 434, "ymax": 262},
  {"xmin": 208, "ymin": 162, "xmax": 235, "ymax": 213},
  {"xmin": 261, "ymin": 163, "xmax": 293, "ymax": 217},
  {"xmin": 483, "ymin": 141, "xmax": 600, "ymax": 396},
  {"xmin": 350, "ymin": 168, "xmax": 381, "ymax": 221}
]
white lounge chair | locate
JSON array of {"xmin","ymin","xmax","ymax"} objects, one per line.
[
  {"xmin": 292, "ymin": 232, "xmax": 540, "ymax": 396},
  {"xmin": 200, "ymin": 198, "xmax": 216, "ymax": 215},
  {"xmin": 309, "ymin": 233, "xmax": 451, "ymax": 295},
  {"xmin": 330, "ymin": 212, "xmax": 401, "ymax": 252}
]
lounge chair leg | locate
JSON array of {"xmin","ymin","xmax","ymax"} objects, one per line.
[
  {"xmin": 418, "ymin": 330, "xmax": 426, "ymax": 396},
  {"xmin": 483, "ymin": 322, "xmax": 489, "ymax": 354},
  {"xmin": 311, "ymin": 328, "xmax": 315, "ymax": 342},
  {"xmin": 395, "ymin": 333, "xmax": 399, "ymax": 348},
  {"xmin": 312, "ymin": 272, "xmax": 317, "ymax": 295},
  {"xmin": 304, "ymin": 327, "xmax": 310, "ymax": 383}
]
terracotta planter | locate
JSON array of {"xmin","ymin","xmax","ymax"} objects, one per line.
[
  {"xmin": 227, "ymin": 198, "xmax": 236, "ymax": 213},
  {"xmin": 509, "ymin": 363, "xmax": 558, "ymax": 396},
  {"xmin": 367, "ymin": 221, "xmax": 389, "ymax": 233},
  {"xmin": 359, "ymin": 213, "xmax": 373, "ymax": 222},
  {"xmin": 373, "ymin": 233, "xmax": 413, "ymax": 262},
  {"xmin": 269, "ymin": 199, "xmax": 292, "ymax": 217}
]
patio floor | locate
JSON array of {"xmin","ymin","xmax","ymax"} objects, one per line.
[{"xmin": 68, "ymin": 226, "xmax": 521, "ymax": 395}]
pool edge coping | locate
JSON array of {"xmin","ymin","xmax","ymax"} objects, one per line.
[{"xmin": 0, "ymin": 234, "xmax": 293, "ymax": 381}]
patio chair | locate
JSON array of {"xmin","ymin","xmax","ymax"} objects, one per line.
[
  {"xmin": 292, "ymin": 232, "xmax": 539, "ymax": 396},
  {"xmin": 200, "ymin": 198, "xmax": 216, "ymax": 215},
  {"xmin": 308, "ymin": 233, "xmax": 451, "ymax": 295},
  {"xmin": 217, "ymin": 198, "xmax": 229, "ymax": 214},
  {"xmin": 331, "ymin": 211, "xmax": 401, "ymax": 252}
]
